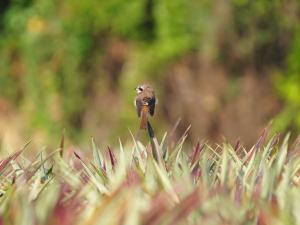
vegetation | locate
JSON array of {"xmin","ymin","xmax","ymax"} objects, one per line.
[
  {"xmin": 0, "ymin": 1, "xmax": 300, "ymax": 143},
  {"xmin": 1, "ymin": 1, "xmax": 300, "ymax": 224},
  {"xmin": 1, "ymin": 124, "xmax": 300, "ymax": 225}
]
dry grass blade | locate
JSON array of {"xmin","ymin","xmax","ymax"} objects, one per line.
[
  {"xmin": 190, "ymin": 141, "xmax": 204, "ymax": 167},
  {"xmin": 153, "ymin": 160, "xmax": 179, "ymax": 204},
  {"xmin": 59, "ymin": 129, "xmax": 65, "ymax": 157},
  {"xmin": 91, "ymin": 137, "xmax": 104, "ymax": 170},
  {"xmin": 1, "ymin": 127, "xmax": 300, "ymax": 225},
  {"xmin": 107, "ymin": 146, "xmax": 117, "ymax": 170},
  {"xmin": 0, "ymin": 141, "xmax": 30, "ymax": 174},
  {"xmin": 255, "ymin": 125, "xmax": 272, "ymax": 150},
  {"xmin": 166, "ymin": 189, "xmax": 201, "ymax": 225},
  {"xmin": 73, "ymin": 151, "xmax": 110, "ymax": 195}
]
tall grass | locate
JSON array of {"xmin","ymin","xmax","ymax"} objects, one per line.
[{"xmin": 1, "ymin": 126, "xmax": 300, "ymax": 225}]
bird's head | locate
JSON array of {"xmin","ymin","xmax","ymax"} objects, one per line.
[{"xmin": 135, "ymin": 84, "xmax": 153, "ymax": 93}]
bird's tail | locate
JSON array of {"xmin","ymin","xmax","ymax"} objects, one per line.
[{"xmin": 140, "ymin": 106, "xmax": 149, "ymax": 130}]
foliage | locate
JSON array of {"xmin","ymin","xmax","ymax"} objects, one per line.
[
  {"xmin": 0, "ymin": 0, "xmax": 300, "ymax": 141},
  {"xmin": 1, "ymin": 126, "xmax": 300, "ymax": 225},
  {"xmin": 275, "ymin": 25, "xmax": 300, "ymax": 132}
]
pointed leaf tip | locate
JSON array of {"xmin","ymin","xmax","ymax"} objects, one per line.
[{"xmin": 73, "ymin": 151, "xmax": 81, "ymax": 160}]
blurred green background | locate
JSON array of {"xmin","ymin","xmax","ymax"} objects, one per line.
[{"xmin": 0, "ymin": 0, "xmax": 300, "ymax": 148}]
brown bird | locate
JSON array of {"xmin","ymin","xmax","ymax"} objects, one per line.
[{"xmin": 135, "ymin": 84, "xmax": 156, "ymax": 130}]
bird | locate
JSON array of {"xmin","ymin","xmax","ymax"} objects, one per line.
[{"xmin": 135, "ymin": 84, "xmax": 156, "ymax": 130}]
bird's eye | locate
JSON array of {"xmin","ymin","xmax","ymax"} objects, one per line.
[
  {"xmin": 135, "ymin": 86, "xmax": 144, "ymax": 93},
  {"xmin": 136, "ymin": 86, "xmax": 143, "ymax": 93}
]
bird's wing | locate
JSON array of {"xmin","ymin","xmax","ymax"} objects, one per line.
[{"xmin": 147, "ymin": 97, "xmax": 156, "ymax": 116}]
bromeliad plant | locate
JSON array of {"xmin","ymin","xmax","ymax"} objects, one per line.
[{"xmin": 0, "ymin": 126, "xmax": 300, "ymax": 225}]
